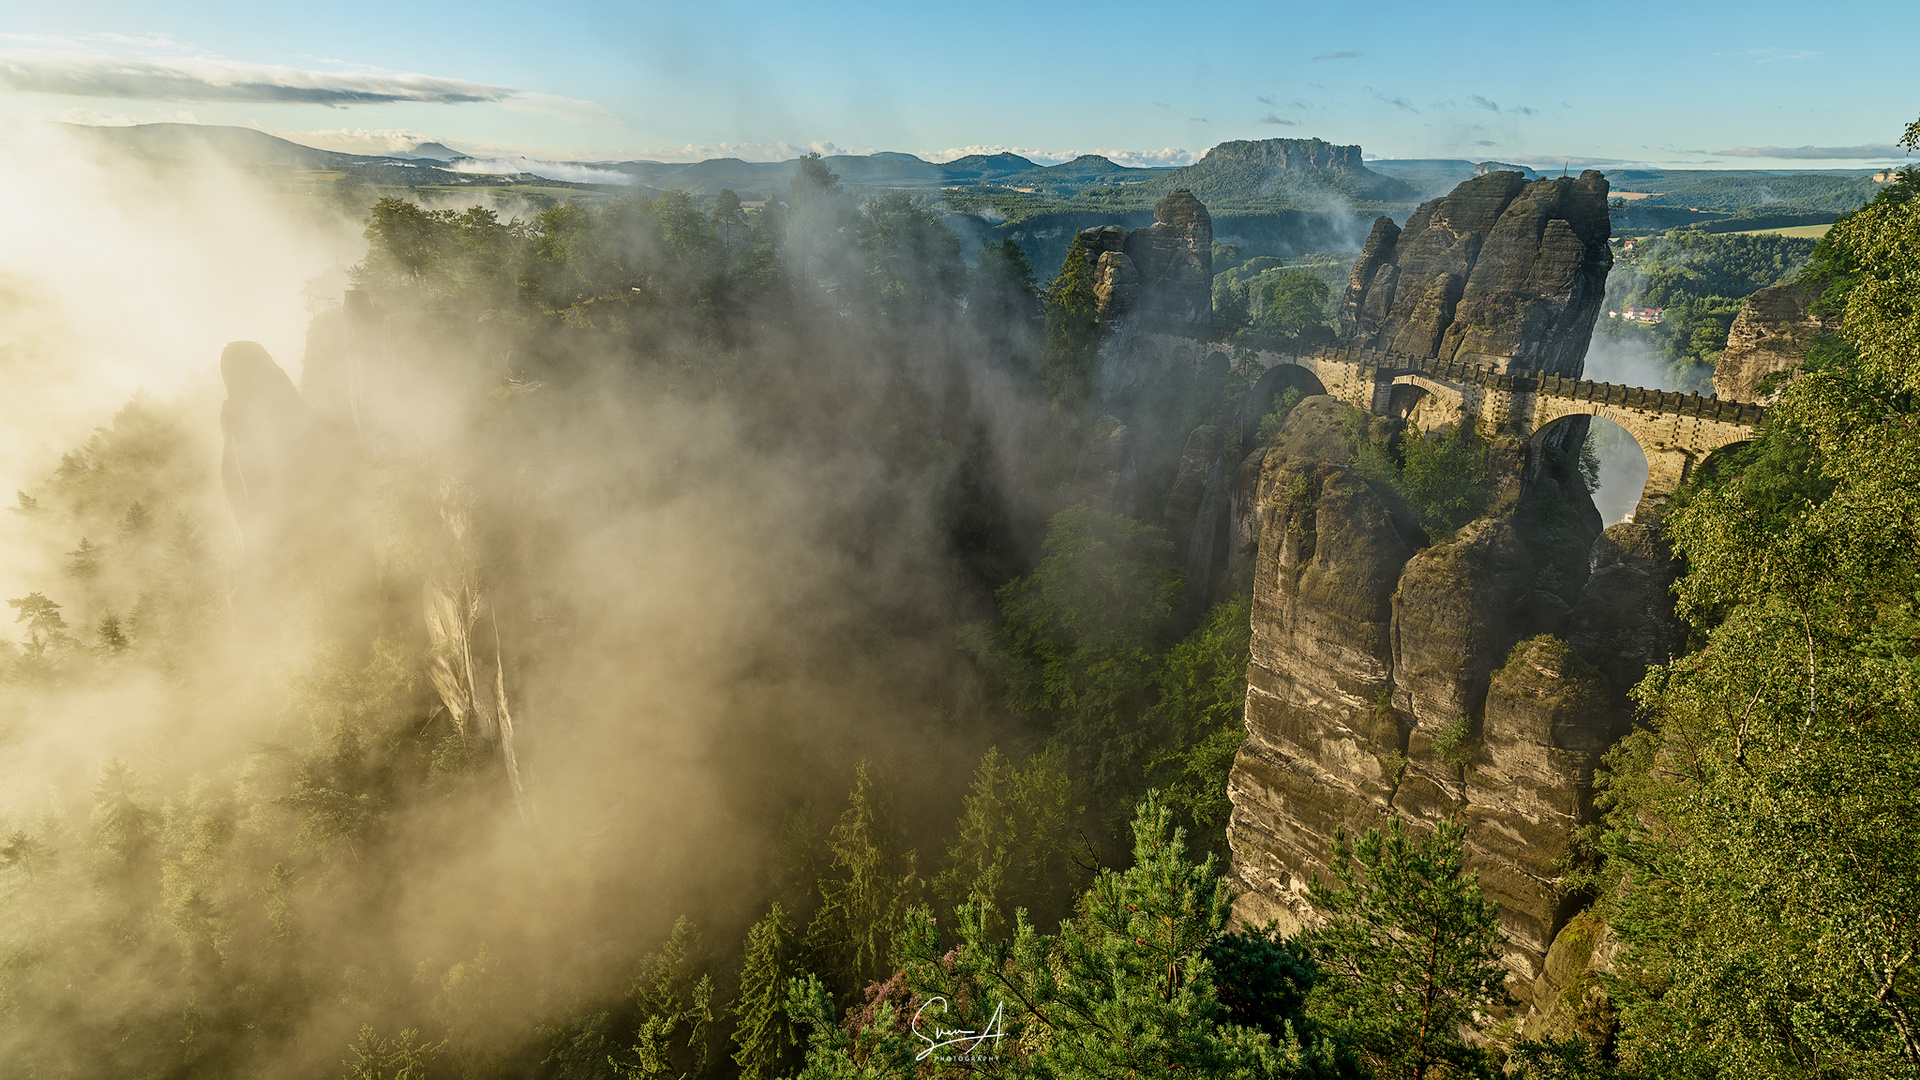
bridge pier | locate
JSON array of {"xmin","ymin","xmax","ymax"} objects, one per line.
[{"xmin": 1635, "ymin": 448, "xmax": 1697, "ymax": 521}]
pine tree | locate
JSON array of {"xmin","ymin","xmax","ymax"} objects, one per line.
[
  {"xmin": 1304, "ymin": 819, "xmax": 1508, "ymax": 1080},
  {"xmin": 621, "ymin": 918, "xmax": 719, "ymax": 1080},
  {"xmin": 7, "ymin": 591, "xmax": 70, "ymax": 657},
  {"xmin": 713, "ymin": 189, "xmax": 748, "ymax": 252},
  {"xmin": 935, "ymin": 747, "xmax": 1080, "ymax": 935},
  {"xmin": 804, "ymin": 794, "xmax": 1316, "ymax": 1080},
  {"xmin": 808, "ymin": 762, "xmax": 918, "ymax": 994},
  {"xmin": 1043, "ymin": 234, "xmax": 1101, "ymax": 410},
  {"xmin": 733, "ymin": 903, "xmax": 806, "ymax": 1080},
  {"xmin": 95, "ymin": 611, "xmax": 131, "ymax": 654}
]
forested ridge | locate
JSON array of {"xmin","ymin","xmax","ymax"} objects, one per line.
[{"xmin": 3, "ymin": 105, "xmax": 1920, "ymax": 1080}]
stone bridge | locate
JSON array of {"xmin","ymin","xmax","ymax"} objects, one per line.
[{"xmin": 1244, "ymin": 345, "xmax": 1765, "ymax": 518}]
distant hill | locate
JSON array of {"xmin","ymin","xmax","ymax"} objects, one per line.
[
  {"xmin": 935, "ymin": 152, "xmax": 1039, "ymax": 180},
  {"xmin": 65, "ymin": 123, "xmax": 373, "ymax": 170},
  {"xmin": 401, "ymin": 142, "xmax": 465, "ymax": 161},
  {"xmin": 1147, "ymin": 138, "xmax": 1416, "ymax": 207},
  {"xmin": 1641, "ymin": 173, "xmax": 1881, "ymax": 214}
]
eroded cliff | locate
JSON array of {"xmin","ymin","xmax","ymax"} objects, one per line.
[{"xmin": 1225, "ymin": 171, "xmax": 1683, "ymax": 992}]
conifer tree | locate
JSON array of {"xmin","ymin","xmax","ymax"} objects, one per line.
[
  {"xmin": 733, "ymin": 903, "xmax": 807, "ymax": 1080},
  {"xmin": 1043, "ymin": 235, "xmax": 1100, "ymax": 410},
  {"xmin": 1304, "ymin": 819, "xmax": 1508, "ymax": 1080},
  {"xmin": 808, "ymin": 762, "xmax": 919, "ymax": 995}
]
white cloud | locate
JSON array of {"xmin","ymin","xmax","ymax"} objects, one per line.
[
  {"xmin": 1715, "ymin": 143, "xmax": 1903, "ymax": 159},
  {"xmin": 0, "ymin": 34, "xmax": 541, "ymax": 108},
  {"xmin": 609, "ymin": 139, "xmax": 876, "ymax": 163},
  {"xmin": 446, "ymin": 157, "xmax": 636, "ymax": 185},
  {"xmin": 258, "ymin": 126, "xmax": 437, "ymax": 154}
]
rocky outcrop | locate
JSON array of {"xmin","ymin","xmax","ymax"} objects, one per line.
[
  {"xmin": 219, "ymin": 328, "xmax": 530, "ymax": 810},
  {"xmin": 1713, "ymin": 281, "xmax": 1836, "ymax": 402},
  {"xmin": 1338, "ymin": 172, "xmax": 1612, "ymax": 376},
  {"xmin": 1388, "ymin": 517, "xmax": 1537, "ymax": 827},
  {"xmin": 1077, "ymin": 190, "xmax": 1213, "ymax": 332},
  {"xmin": 1229, "ymin": 444, "xmax": 1422, "ymax": 929},
  {"xmin": 1465, "ymin": 638, "xmax": 1621, "ymax": 968},
  {"xmin": 1564, "ymin": 524, "xmax": 1687, "ymax": 700},
  {"xmin": 219, "ymin": 340, "xmax": 313, "ymax": 548},
  {"xmin": 1160, "ymin": 139, "xmax": 1418, "ymax": 203},
  {"xmin": 1227, "ymin": 403, "xmax": 1679, "ymax": 988}
]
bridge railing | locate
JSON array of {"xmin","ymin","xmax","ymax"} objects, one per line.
[{"xmin": 1298, "ymin": 346, "xmax": 1766, "ymax": 427}]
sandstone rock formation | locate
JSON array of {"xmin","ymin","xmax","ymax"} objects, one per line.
[
  {"xmin": 1338, "ymin": 171, "xmax": 1613, "ymax": 376},
  {"xmin": 1712, "ymin": 280, "xmax": 1836, "ymax": 402},
  {"xmin": 1161, "ymin": 138, "xmax": 1417, "ymax": 203},
  {"xmin": 219, "ymin": 326, "xmax": 531, "ymax": 811},
  {"xmin": 1226, "ymin": 401, "xmax": 1683, "ymax": 987},
  {"xmin": 1076, "ymin": 190, "xmax": 1213, "ymax": 332}
]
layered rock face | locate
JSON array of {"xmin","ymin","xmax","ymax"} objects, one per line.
[
  {"xmin": 1166, "ymin": 139, "xmax": 1417, "ymax": 203},
  {"xmin": 1077, "ymin": 190, "xmax": 1213, "ymax": 331},
  {"xmin": 1713, "ymin": 280, "xmax": 1836, "ymax": 402},
  {"xmin": 1227, "ymin": 423, "xmax": 1680, "ymax": 981},
  {"xmin": 1338, "ymin": 171, "xmax": 1613, "ymax": 376}
]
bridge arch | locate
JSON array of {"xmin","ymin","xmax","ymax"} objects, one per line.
[
  {"xmin": 1244, "ymin": 363, "xmax": 1329, "ymax": 442},
  {"xmin": 1534, "ymin": 414, "xmax": 1648, "ymax": 525},
  {"xmin": 1527, "ymin": 396, "xmax": 1754, "ymax": 520}
]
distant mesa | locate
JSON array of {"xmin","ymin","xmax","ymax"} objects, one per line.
[
  {"xmin": 1474, "ymin": 160, "xmax": 1540, "ymax": 178},
  {"xmin": 403, "ymin": 141, "xmax": 464, "ymax": 161}
]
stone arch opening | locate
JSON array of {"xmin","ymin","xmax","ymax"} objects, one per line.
[
  {"xmin": 1386, "ymin": 383, "xmax": 1428, "ymax": 420},
  {"xmin": 1244, "ymin": 363, "xmax": 1329, "ymax": 442},
  {"xmin": 1534, "ymin": 414, "xmax": 1648, "ymax": 525}
]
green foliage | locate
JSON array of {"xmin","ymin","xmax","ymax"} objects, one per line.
[
  {"xmin": 1043, "ymin": 235, "xmax": 1101, "ymax": 410},
  {"xmin": 1304, "ymin": 819, "xmax": 1509, "ymax": 1079},
  {"xmin": 344, "ymin": 1025, "xmax": 445, "ymax": 1080},
  {"xmin": 619, "ymin": 919, "xmax": 720, "ymax": 1080},
  {"xmin": 797, "ymin": 795, "xmax": 1320, "ymax": 1080},
  {"xmin": 991, "ymin": 505, "xmax": 1181, "ymax": 791},
  {"xmin": 1251, "ymin": 271, "xmax": 1332, "ymax": 338},
  {"xmin": 809, "ymin": 763, "xmax": 921, "ymax": 996},
  {"xmin": 1143, "ymin": 595, "xmax": 1253, "ymax": 854},
  {"xmin": 933, "ymin": 747, "xmax": 1082, "ymax": 935},
  {"xmin": 1597, "ymin": 118, "xmax": 1920, "ymax": 1078},
  {"xmin": 857, "ymin": 192, "xmax": 964, "ymax": 311},
  {"xmin": 1390, "ymin": 421, "xmax": 1496, "ymax": 541},
  {"xmin": 733, "ymin": 904, "xmax": 809, "ymax": 1080},
  {"xmin": 1256, "ymin": 388, "xmax": 1306, "ymax": 446},
  {"xmin": 1430, "ymin": 716, "xmax": 1475, "ymax": 770}
]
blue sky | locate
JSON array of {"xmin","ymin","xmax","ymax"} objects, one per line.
[{"xmin": 1, "ymin": 0, "xmax": 1914, "ymax": 168}]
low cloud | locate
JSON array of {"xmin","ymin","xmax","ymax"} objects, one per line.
[
  {"xmin": 446, "ymin": 157, "xmax": 636, "ymax": 185},
  {"xmin": 1468, "ymin": 95, "xmax": 1500, "ymax": 112},
  {"xmin": 1313, "ymin": 51, "xmax": 1360, "ymax": 62},
  {"xmin": 621, "ymin": 139, "xmax": 875, "ymax": 163},
  {"xmin": 1715, "ymin": 143, "xmax": 1903, "ymax": 159},
  {"xmin": 260, "ymin": 126, "xmax": 440, "ymax": 154},
  {"xmin": 1474, "ymin": 140, "xmax": 1498, "ymax": 147},
  {"xmin": 1256, "ymin": 95, "xmax": 1276, "ymax": 106},
  {"xmin": 1260, "ymin": 114, "xmax": 1297, "ymax": 126}
]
